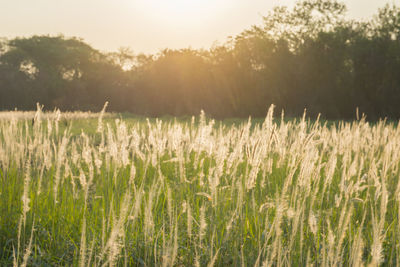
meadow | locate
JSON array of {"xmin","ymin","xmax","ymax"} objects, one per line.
[{"xmin": 1, "ymin": 104, "xmax": 400, "ymax": 266}]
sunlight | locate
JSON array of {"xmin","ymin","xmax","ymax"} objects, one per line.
[
  {"xmin": 150, "ymin": 0, "xmax": 207, "ymax": 14},
  {"xmin": 134, "ymin": 0, "xmax": 224, "ymax": 27}
]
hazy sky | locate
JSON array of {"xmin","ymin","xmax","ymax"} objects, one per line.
[{"xmin": 1, "ymin": 0, "xmax": 398, "ymax": 53}]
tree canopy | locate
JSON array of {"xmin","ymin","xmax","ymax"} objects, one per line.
[{"xmin": 1, "ymin": 0, "xmax": 400, "ymax": 119}]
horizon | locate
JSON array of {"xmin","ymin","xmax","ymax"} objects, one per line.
[{"xmin": 1, "ymin": 0, "xmax": 398, "ymax": 54}]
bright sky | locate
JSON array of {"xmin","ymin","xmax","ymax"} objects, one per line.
[{"xmin": 0, "ymin": 0, "xmax": 398, "ymax": 53}]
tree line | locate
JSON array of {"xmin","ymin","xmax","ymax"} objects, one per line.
[{"xmin": 1, "ymin": 0, "xmax": 400, "ymax": 119}]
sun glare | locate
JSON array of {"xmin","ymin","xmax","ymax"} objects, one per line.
[
  {"xmin": 135, "ymin": 0, "xmax": 225, "ymax": 28},
  {"xmin": 152, "ymin": 0, "xmax": 205, "ymax": 14}
]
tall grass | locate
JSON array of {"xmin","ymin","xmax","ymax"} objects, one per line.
[{"xmin": 0, "ymin": 105, "xmax": 400, "ymax": 266}]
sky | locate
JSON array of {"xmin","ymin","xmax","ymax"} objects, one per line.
[{"xmin": 0, "ymin": 0, "xmax": 398, "ymax": 54}]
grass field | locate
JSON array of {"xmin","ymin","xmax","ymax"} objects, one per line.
[{"xmin": 1, "ymin": 105, "xmax": 400, "ymax": 266}]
